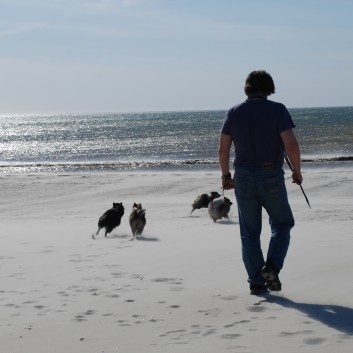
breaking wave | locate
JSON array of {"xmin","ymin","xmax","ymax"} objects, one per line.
[{"xmin": 1, "ymin": 155, "xmax": 352, "ymax": 174}]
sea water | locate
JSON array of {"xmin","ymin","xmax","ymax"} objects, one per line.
[{"xmin": 1, "ymin": 106, "xmax": 352, "ymax": 173}]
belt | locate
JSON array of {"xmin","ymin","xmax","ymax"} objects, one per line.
[
  {"xmin": 262, "ymin": 162, "xmax": 276, "ymax": 169},
  {"xmin": 234, "ymin": 162, "xmax": 278, "ymax": 170}
]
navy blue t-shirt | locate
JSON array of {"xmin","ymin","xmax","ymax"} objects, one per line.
[{"xmin": 221, "ymin": 99, "xmax": 295, "ymax": 167}]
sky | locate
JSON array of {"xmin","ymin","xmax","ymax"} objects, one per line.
[{"xmin": 0, "ymin": 0, "xmax": 353, "ymax": 114}]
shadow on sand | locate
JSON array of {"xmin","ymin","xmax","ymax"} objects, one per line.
[
  {"xmin": 266, "ymin": 295, "xmax": 353, "ymax": 336},
  {"xmin": 134, "ymin": 235, "xmax": 159, "ymax": 242},
  {"xmin": 106, "ymin": 233, "xmax": 159, "ymax": 242}
]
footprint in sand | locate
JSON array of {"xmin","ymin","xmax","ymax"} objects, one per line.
[
  {"xmin": 132, "ymin": 314, "xmax": 150, "ymax": 324},
  {"xmin": 224, "ymin": 320, "xmax": 251, "ymax": 328},
  {"xmin": 216, "ymin": 295, "xmax": 239, "ymax": 301},
  {"xmin": 73, "ymin": 309, "xmax": 97, "ymax": 322},
  {"xmin": 74, "ymin": 315, "xmax": 86, "ymax": 322},
  {"xmin": 0, "ymin": 256, "xmax": 15, "ymax": 260},
  {"xmin": 221, "ymin": 333, "xmax": 242, "ymax": 339},
  {"xmin": 57, "ymin": 291, "xmax": 70, "ymax": 297},
  {"xmin": 159, "ymin": 329, "xmax": 187, "ymax": 338},
  {"xmin": 246, "ymin": 305, "xmax": 268, "ymax": 313},
  {"xmin": 280, "ymin": 330, "xmax": 314, "ymax": 336},
  {"xmin": 169, "ymin": 304, "xmax": 181, "ymax": 309},
  {"xmin": 111, "ymin": 272, "xmax": 125, "ymax": 278},
  {"xmin": 151, "ymin": 277, "xmax": 183, "ymax": 285},
  {"xmin": 40, "ymin": 248, "xmax": 54, "ymax": 254},
  {"xmin": 23, "ymin": 300, "xmax": 37, "ymax": 305},
  {"xmin": 117, "ymin": 319, "xmax": 130, "ymax": 327},
  {"xmin": 151, "ymin": 277, "xmax": 185, "ymax": 292},
  {"xmin": 160, "ymin": 325, "xmax": 218, "ymax": 342},
  {"xmin": 303, "ymin": 337, "xmax": 327, "ymax": 345},
  {"xmin": 246, "ymin": 301, "xmax": 268, "ymax": 313},
  {"xmin": 197, "ymin": 308, "xmax": 221, "ymax": 317},
  {"xmin": 33, "ymin": 305, "xmax": 46, "ymax": 310}
]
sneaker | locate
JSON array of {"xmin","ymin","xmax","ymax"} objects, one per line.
[
  {"xmin": 249, "ymin": 284, "xmax": 268, "ymax": 295},
  {"xmin": 261, "ymin": 265, "xmax": 282, "ymax": 291}
]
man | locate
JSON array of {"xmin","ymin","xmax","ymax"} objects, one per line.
[{"xmin": 218, "ymin": 70, "xmax": 302, "ymax": 295}]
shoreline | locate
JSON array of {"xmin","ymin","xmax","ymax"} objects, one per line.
[{"xmin": 1, "ymin": 158, "xmax": 352, "ymax": 175}]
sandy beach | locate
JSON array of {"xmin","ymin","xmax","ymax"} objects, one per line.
[{"xmin": 1, "ymin": 167, "xmax": 353, "ymax": 353}]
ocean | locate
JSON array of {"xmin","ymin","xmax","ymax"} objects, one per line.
[{"xmin": 1, "ymin": 106, "xmax": 352, "ymax": 173}]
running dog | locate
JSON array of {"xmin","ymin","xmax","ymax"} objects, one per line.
[
  {"xmin": 191, "ymin": 191, "xmax": 221, "ymax": 214},
  {"xmin": 96, "ymin": 202, "xmax": 125, "ymax": 237},
  {"xmin": 208, "ymin": 197, "xmax": 233, "ymax": 222},
  {"xmin": 129, "ymin": 202, "xmax": 146, "ymax": 239}
]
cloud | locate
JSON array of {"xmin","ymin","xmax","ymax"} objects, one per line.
[
  {"xmin": 0, "ymin": 23, "xmax": 47, "ymax": 38},
  {"xmin": 82, "ymin": 0, "xmax": 148, "ymax": 11}
]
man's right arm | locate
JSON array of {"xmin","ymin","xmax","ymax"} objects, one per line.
[
  {"xmin": 280, "ymin": 129, "xmax": 303, "ymax": 185},
  {"xmin": 218, "ymin": 133, "xmax": 234, "ymax": 189}
]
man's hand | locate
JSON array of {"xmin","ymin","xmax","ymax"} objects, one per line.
[
  {"xmin": 292, "ymin": 171, "xmax": 303, "ymax": 185},
  {"xmin": 222, "ymin": 179, "xmax": 234, "ymax": 190},
  {"xmin": 221, "ymin": 173, "xmax": 234, "ymax": 190}
]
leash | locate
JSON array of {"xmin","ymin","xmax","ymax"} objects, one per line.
[{"xmin": 284, "ymin": 151, "xmax": 311, "ymax": 209}]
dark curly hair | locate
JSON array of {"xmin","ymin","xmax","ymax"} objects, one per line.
[{"xmin": 244, "ymin": 70, "xmax": 275, "ymax": 96}]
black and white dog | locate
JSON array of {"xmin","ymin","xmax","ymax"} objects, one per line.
[
  {"xmin": 129, "ymin": 203, "xmax": 146, "ymax": 239},
  {"xmin": 208, "ymin": 197, "xmax": 233, "ymax": 223}
]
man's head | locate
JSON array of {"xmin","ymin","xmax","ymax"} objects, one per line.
[{"xmin": 244, "ymin": 70, "xmax": 275, "ymax": 97}]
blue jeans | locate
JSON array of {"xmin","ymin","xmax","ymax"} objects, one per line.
[{"xmin": 234, "ymin": 165, "xmax": 294, "ymax": 285}]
